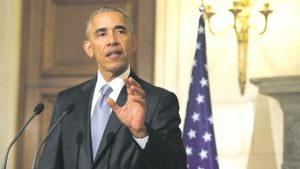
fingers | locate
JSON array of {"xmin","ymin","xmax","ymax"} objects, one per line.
[
  {"xmin": 125, "ymin": 77, "xmax": 145, "ymax": 97},
  {"xmin": 125, "ymin": 77, "xmax": 141, "ymax": 87},
  {"xmin": 129, "ymin": 95, "xmax": 146, "ymax": 105},
  {"xmin": 129, "ymin": 85, "xmax": 145, "ymax": 96},
  {"xmin": 108, "ymin": 77, "xmax": 145, "ymax": 112},
  {"xmin": 107, "ymin": 96, "xmax": 145, "ymax": 109}
]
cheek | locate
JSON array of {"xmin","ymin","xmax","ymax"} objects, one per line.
[
  {"xmin": 92, "ymin": 42, "xmax": 105, "ymax": 54},
  {"xmin": 123, "ymin": 39, "xmax": 134, "ymax": 51}
]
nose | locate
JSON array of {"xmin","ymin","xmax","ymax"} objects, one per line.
[{"xmin": 106, "ymin": 33, "xmax": 119, "ymax": 46}]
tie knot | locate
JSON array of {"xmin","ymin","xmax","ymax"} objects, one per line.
[{"xmin": 101, "ymin": 84, "xmax": 113, "ymax": 97}]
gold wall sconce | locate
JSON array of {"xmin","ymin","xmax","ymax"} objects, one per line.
[{"xmin": 201, "ymin": 0, "xmax": 273, "ymax": 95}]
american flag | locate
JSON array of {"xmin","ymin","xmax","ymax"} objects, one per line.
[{"xmin": 182, "ymin": 15, "xmax": 220, "ymax": 169}]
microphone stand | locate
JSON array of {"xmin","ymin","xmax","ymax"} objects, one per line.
[
  {"xmin": 1, "ymin": 103, "xmax": 44, "ymax": 169},
  {"xmin": 31, "ymin": 103, "xmax": 74, "ymax": 169}
]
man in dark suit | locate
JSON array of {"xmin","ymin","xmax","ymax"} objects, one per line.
[{"xmin": 37, "ymin": 5, "xmax": 187, "ymax": 169}]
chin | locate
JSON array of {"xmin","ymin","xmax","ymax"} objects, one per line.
[{"xmin": 109, "ymin": 64, "xmax": 128, "ymax": 75}]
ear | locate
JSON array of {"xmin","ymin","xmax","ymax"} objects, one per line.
[
  {"xmin": 131, "ymin": 34, "xmax": 138, "ymax": 51},
  {"xmin": 83, "ymin": 40, "xmax": 94, "ymax": 58}
]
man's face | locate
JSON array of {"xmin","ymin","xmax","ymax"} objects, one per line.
[{"xmin": 83, "ymin": 11, "xmax": 137, "ymax": 80}]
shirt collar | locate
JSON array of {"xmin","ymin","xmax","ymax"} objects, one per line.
[{"xmin": 94, "ymin": 66, "xmax": 131, "ymax": 95}]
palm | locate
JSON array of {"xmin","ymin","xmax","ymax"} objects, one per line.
[
  {"xmin": 117, "ymin": 95, "xmax": 145, "ymax": 131},
  {"xmin": 107, "ymin": 77, "xmax": 147, "ymax": 138}
]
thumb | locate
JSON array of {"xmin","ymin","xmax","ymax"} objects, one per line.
[{"xmin": 107, "ymin": 98, "xmax": 121, "ymax": 113}]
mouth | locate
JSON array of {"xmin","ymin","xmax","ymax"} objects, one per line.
[{"xmin": 106, "ymin": 50, "xmax": 123, "ymax": 57}]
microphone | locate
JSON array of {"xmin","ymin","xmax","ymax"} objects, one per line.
[
  {"xmin": 31, "ymin": 103, "xmax": 75, "ymax": 169},
  {"xmin": 1, "ymin": 103, "xmax": 44, "ymax": 169}
]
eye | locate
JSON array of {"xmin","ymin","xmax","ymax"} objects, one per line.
[
  {"xmin": 96, "ymin": 32, "xmax": 106, "ymax": 37},
  {"xmin": 95, "ymin": 28, "xmax": 106, "ymax": 38},
  {"xmin": 116, "ymin": 28, "xmax": 126, "ymax": 34}
]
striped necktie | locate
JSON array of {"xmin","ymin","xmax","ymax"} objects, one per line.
[{"xmin": 91, "ymin": 84, "xmax": 113, "ymax": 160}]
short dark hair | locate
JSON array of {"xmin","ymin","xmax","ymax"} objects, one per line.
[{"xmin": 85, "ymin": 5, "xmax": 133, "ymax": 40}]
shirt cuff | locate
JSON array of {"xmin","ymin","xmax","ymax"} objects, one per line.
[{"xmin": 133, "ymin": 135, "xmax": 149, "ymax": 149}]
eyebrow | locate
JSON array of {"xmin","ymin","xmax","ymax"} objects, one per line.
[
  {"xmin": 94, "ymin": 27, "xmax": 106, "ymax": 36},
  {"xmin": 114, "ymin": 25, "xmax": 127, "ymax": 31},
  {"xmin": 93, "ymin": 25, "xmax": 129, "ymax": 37}
]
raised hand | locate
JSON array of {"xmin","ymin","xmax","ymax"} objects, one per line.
[{"xmin": 107, "ymin": 77, "xmax": 147, "ymax": 138}]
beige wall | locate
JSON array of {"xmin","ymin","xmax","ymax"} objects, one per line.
[
  {"xmin": 155, "ymin": 0, "xmax": 300, "ymax": 169},
  {"xmin": 0, "ymin": 0, "xmax": 22, "ymax": 168}
]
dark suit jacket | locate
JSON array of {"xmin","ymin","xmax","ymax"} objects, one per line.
[{"xmin": 37, "ymin": 72, "xmax": 187, "ymax": 169}]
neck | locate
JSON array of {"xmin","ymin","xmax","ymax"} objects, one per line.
[{"xmin": 99, "ymin": 66, "xmax": 129, "ymax": 82}]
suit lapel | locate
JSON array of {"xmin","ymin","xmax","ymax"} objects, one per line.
[
  {"xmin": 77, "ymin": 76, "xmax": 97, "ymax": 167},
  {"xmin": 92, "ymin": 71, "xmax": 141, "ymax": 165}
]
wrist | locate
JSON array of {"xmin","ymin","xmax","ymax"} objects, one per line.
[{"xmin": 131, "ymin": 125, "xmax": 147, "ymax": 138}]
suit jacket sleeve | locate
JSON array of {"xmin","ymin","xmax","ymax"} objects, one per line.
[{"xmin": 141, "ymin": 91, "xmax": 187, "ymax": 169}]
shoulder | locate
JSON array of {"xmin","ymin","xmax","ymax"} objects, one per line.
[
  {"xmin": 132, "ymin": 73, "xmax": 178, "ymax": 101},
  {"xmin": 140, "ymin": 79, "xmax": 173, "ymax": 96},
  {"xmin": 58, "ymin": 76, "xmax": 97, "ymax": 97}
]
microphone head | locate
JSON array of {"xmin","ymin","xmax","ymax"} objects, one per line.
[
  {"xmin": 34, "ymin": 103, "xmax": 44, "ymax": 115},
  {"xmin": 64, "ymin": 103, "xmax": 75, "ymax": 114}
]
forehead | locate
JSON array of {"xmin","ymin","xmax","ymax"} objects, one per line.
[{"xmin": 90, "ymin": 11, "xmax": 128, "ymax": 29}]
